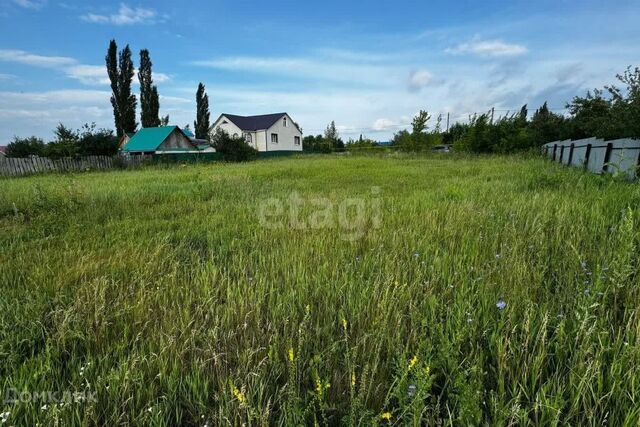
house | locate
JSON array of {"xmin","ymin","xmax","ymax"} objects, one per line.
[
  {"xmin": 118, "ymin": 132, "xmax": 135, "ymax": 150},
  {"xmin": 121, "ymin": 126, "xmax": 213, "ymax": 154},
  {"xmin": 210, "ymin": 113, "xmax": 303, "ymax": 152},
  {"xmin": 0, "ymin": 146, "xmax": 6, "ymax": 157}
]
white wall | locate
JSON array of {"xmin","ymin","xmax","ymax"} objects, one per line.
[
  {"xmin": 264, "ymin": 114, "xmax": 303, "ymax": 152},
  {"xmin": 211, "ymin": 116, "xmax": 243, "ymax": 139}
]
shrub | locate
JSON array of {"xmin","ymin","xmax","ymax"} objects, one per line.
[
  {"xmin": 5, "ymin": 136, "xmax": 47, "ymax": 158},
  {"xmin": 210, "ymin": 128, "xmax": 258, "ymax": 162}
]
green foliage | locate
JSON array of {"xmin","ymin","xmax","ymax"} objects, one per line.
[
  {"xmin": 138, "ymin": 49, "xmax": 160, "ymax": 128},
  {"xmin": 393, "ymin": 110, "xmax": 441, "ymax": 151},
  {"xmin": 210, "ymin": 128, "xmax": 257, "ymax": 161},
  {"xmin": 106, "ymin": 40, "xmax": 137, "ymax": 137},
  {"xmin": 1, "ymin": 155, "xmax": 639, "ymax": 425},
  {"xmin": 324, "ymin": 120, "xmax": 345, "ymax": 151},
  {"xmin": 194, "ymin": 83, "xmax": 211, "ymax": 140},
  {"xmin": 346, "ymin": 135, "xmax": 378, "ymax": 149},
  {"xmin": 76, "ymin": 123, "xmax": 119, "ymax": 156},
  {"xmin": 4, "ymin": 136, "xmax": 47, "ymax": 157}
]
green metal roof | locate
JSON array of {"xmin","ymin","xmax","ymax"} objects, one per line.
[{"xmin": 123, "ymin": 126, "xmax": 180, "ymax": 152}]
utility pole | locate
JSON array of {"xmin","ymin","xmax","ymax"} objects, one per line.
[
  {"xmin": 490, "ymin": 107, "xmax": 495, "ymax": 124},
  {"xmin": 446, "ymin": 112, "xmax": 450, "ymax": 132}
]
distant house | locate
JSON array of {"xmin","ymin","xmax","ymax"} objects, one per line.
[
  {"xmin": 121, "ymin": 126, "xmax": 214, "ymax": 154},
  {"xmin": 210, "ymin": 113, "xmax": 303, "ymax": 152},
  {"xmin": 0, "ymin": 146, "xmax": 6, "ymax": 157},
  {"xmin": 118, "ymin": 132, "xmax": 135, "ymax": 150}
]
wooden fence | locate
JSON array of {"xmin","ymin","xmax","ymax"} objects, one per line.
[
  {"xmin": 542, "ymin": 138, "xmax": 640, "ymax": 179},
  {"xmin": 0, "ymin": 154, "xmax": 152, "ymax": 177}
]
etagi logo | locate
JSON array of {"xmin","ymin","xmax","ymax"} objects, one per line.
[{"xmin": 258, "ymin": 187, "xmax": 383, "ymax": 241}]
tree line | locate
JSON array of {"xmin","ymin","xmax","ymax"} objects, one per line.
[
  {"xmin": 5, "ymin": 40, "xmax": 212, "ymax": 158},
  {"xmin": 391, "ymin": 66, "xmax": 640, "ymax": 154}
]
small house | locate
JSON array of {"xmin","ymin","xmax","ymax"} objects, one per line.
[
  {"xmin": 121, "ymin": 126, "xmax": 213, "ymax": 154},
  {"xmin": 0, "ymin": 146, "xmax": 6, "ymax": 157},
  {"xmin": 210, "ymin": 113, "xmax": 303, "ymax": 152}
]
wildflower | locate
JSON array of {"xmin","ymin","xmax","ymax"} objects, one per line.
[
  {"xmin": 381, "ymin": 412, "xmax": 392, "ymax": 421},
  {"xmin": 232, "ymin": 385, "xmax": 245, "ymax": 404},
  {"xmin": 288, "ymin": 348, "xmax": 295, "ymax": 362},
  {"xmin": 0, "ymin": 412, "xmax": 9, "ymax": 423},
  {"xmin": 40, "ymin": 405, "xmax": 48, "ymax": 411},
  {"xmin": 496, "ymin": 299, "xmax": 507, "ymax": 310},
  {"xmin": 341, "ymin": 318, "xmax": 348, "ymax": 331},
  {"xmin": 413, "ymin": 251, "xmax": 420, "ymax": 258},
  {"xmin": 351, "ymin": 372, "xmax": 356, "ymax": 387},
  {"xmin": 409, "ymin": 355, "xmax": 418, "ymax": 370},
  {"xmin": 424, "ymin": 365, "xmax": 431, "ymax": 376},
  {"xmin": 495, "ymin": 253, "xmax": 502, "ymax": 260}
]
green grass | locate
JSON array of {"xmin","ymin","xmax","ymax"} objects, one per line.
[{"xmin": 1, "ymin": 153, "xmax": 639, "ymax": 426}]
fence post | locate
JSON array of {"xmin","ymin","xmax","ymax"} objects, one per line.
[
  {"xmin": 568, "ymin": 143, "xmax": 574, "ymax": 166},
  {"xmin": 559, "ymin": 146, "xmax": 565, "ymax": 164},
  {"xmin": 603, "ymin": 142, "xmax": 613, "ymax": 173},
  {"xmin": 584, "ymin": 144, "xmax": 592, "ymax": 170}
]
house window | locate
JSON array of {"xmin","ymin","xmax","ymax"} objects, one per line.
[
  {"xmin": 283, "ymin": 117, "xmax": 288, "ymax": 127},
  {"xmin": 294, "ymin": 136, "xmax": 300, "ymax": 145},
  {"xmin": 244, "ymin": 132, "xmax": 252, "ymax": 143},
  {"xmin": 271, "ymin": 133, "xmax": 278, "ymax": 143}
]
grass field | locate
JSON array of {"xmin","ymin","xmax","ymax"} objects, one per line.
[{"xmin": 1, "ymin": 153, "xmax": 639, "ymax": 426}]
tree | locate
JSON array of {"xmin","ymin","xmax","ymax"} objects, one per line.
[
  {"xmin": 160, "ymin": 115, "xmax": 170, "ymax": 126},
  {"xmin": 5, "ymin": 136, "xmax": 46, "ymax": 157},
  {"xmin": 211, "ymin": 128, "xmax": 257, "ymax": 161},
  {"xmin": 46, "ymin": 123, "xmax": 79, "ymax": 158},
  {"xmin": 194, "ymin": 83, "xmax": 211, "ymax": 140},
  {"xmin": 323, "ymin": 120, "xmax": 344, "ymax": 151},
  {"xmin": 105, "ymin": 40, "xmax": 137, "ymax": 137},
  {"xmin": 76, "ymin": 123, "xmax": 119, "ymax": 156},
  {"xmin": 411, "ymin": 110, "xmax": 431, "ymax": 135},
  {"xmin": 138, "ymin": 49, "xmax": 160, "ymax": 128}
]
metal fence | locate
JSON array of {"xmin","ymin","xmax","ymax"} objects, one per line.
[
  {"xmin": 542, "ymin": 138, "xmax": 640, "ymax": 179},
  {"xmin": 0, "ymin": 154, "xmax": 152, "ymax": 177}
]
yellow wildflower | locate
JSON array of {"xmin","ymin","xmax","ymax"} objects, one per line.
[
  {"xmin": 232, "ymin": 386, "xmax": 245, "ymax": 404},
  {"xmin": 351, "ymin": 372, "xmax": 356, "ymax": 387},
  {"xmin": 409, "ymin": 355, "xmax": 418, "ymax": 370},
  {"xmin": 288, "ymin": 348, "xmax": 295, "ymax": 362},
  {"xmin": 341, "ymin": 318, "xmax": 348, "ymax": 331},
  {"xmin": 424, "ymin": 365, "xmax": 431, "ymax": 376},
  {"xmin": 315, "ymin": 378, "xmax": 322, "ymax": 394},
  {"xmin": 381, "ymin": 412, "xmax": 392, "ymax": 421}
]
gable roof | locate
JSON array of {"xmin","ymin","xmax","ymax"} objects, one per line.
[
  {"xmin": 123, "ymin": 126, "xmax": 187, "ymax": 152},
  {"xmin": 0, "ymin": 146, "xmax": 6, "ymax": 155},
  {"xmin": 221, "ymin": 113, "xmax": 287, "ymax": 131}
]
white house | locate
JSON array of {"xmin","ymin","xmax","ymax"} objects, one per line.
[{"xmin": 210, "ymin": 113, "xmax": 303, "ymax": 152}]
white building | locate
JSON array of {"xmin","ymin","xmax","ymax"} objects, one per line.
[{"xmin": 210, "ymin": 113, "xmax": 303, "ymax": 152}]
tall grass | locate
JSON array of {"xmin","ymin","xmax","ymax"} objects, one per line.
[{"xmin": 0, "ymin": 153, "xmax": 639, "ymax": 425}]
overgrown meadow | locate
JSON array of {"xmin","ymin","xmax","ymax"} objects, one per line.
[{"xmin": 1, "ymin": 154, "xmax": 639, "ymax": 425}]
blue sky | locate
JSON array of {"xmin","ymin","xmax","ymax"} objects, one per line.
[{"xmin": 0, "ymin": 0, "xmax": 639, "ymax": 143}]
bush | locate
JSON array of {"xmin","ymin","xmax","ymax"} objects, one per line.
[
  {"xmin": 5, "ymin": 136, "xmax": 47, "ymax": 158},
  {"xmin": 210, "ymin": 128, "xmax": 258, "ymax": 162}
]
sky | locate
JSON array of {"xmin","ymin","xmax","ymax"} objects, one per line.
[{"xmin": 0, "ymin": 0, "xmax": 639, "ymax": 143}]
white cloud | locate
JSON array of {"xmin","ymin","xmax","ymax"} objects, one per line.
[
  {"xmin": 193, "ymin": 53, "xmax": 404, "ymax": 88},
  {"xmin": 372, "ymin": 118, "xmax": 405, "ymax": 131},
  {"xmin": 0, "ymin": 49, "xmax": 169, "ymax": 85},
  {"xmin": 407, "ymin": 69, "xmax": 434, "ymax": 92},
  {"xmin": 447, "ymin": 39, "xmax": 528, "ymax": 57},
  {"xmin": 0, "ymin": 49, "xmax": 75, "ymax": 68},
  {"xmin": 12, "ymin": 0, "xmax": 46, "ymax": 10},
  {"xmin": 81, "ymin": 3, "xmax": 158, "ymax": 25}
]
